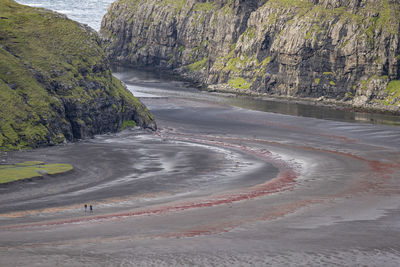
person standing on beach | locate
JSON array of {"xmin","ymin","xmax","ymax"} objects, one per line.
[
  {"xmin": 84, "ymin": 204, "xmax": 87, "ymax": 212},
  {"xmin": 90, "ymin": 205, "xmax": 93, "ymax": 213}
]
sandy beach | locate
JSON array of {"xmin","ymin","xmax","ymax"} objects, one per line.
[{"xmin": 1, "ymin": 69, "xmax": 400, "ymax": 266}]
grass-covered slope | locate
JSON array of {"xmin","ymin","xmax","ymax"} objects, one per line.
[{"xmin": 0, "ymin": 0, "xmax": 155, "ymax": 151}]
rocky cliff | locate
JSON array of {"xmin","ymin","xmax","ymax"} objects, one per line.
[
  {"xmin": 0, "ymin": 0, "xmax": 156, "ymax": 151},
  {"xmin": 100, "ymin": 0, "xmax": 400, "ymax": 110}
]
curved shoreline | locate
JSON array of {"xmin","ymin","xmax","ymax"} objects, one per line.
[
  {"xmin": 1, "ymin": 68, "xmax": 400, "ymax": 266},
  {"xmin": 116, "ymin": 64, "xmax": 400, "ymax": 117}
]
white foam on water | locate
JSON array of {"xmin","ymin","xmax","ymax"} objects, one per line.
[{"xmin": 126, "ymin": 85, "xmax": 160, "ymax": 98}]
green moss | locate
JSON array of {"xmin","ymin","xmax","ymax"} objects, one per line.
[
  {"xmin": 365, "ymin": 16, "xmax": 379, "ymax": 47},
  {"xmin": 193, "ymin": 2, "xmax": 217, "ymax": 12},
  {"xmin": 323, "ymin": 72, "xmax": 333, "ymax": 75},
  {"xmin": 259, "ymin": 56, "xmax": 272, "ymax": 67},
  {"xmin": 345, "ymin": 91, "xmax": 354, "ymax": 99},
  {"xmin": 225, "ymin": 57, "xmax": 240, "ymax": 73},
  {"xmin": 304, "ymin": 22, "xmax": 327, "ymax": 42},
  {"xmin": 304, "ymin": 30, "xmax": 312, "ymax": 40},
  {"xmin": 268, "ymin": 0, "xmax": 312, "ymax": 9},
  {"xmin": 221, "ymin": 2, "xmax": 233, "ymax": 15},
  {"xmin": 340, "ymin": 40, "xmax": 350, "ymax": 48},
  {"xmin": 122, "ymin": 120, "xmax": 136, "ymax": 130},
  {"xmin": 361, "ymin": 75, "xmax": 388, "ymax": 87},
  {"xmin": 160, "ymin": 0, "xmax": 186, "ymax": 14},
  {"xmin": 192, "ymin": 40, "xmax": 209, "ymax": 54},
  {"xmin": 117, "ymin": 0, "xmax": 141, "ymax": 13},
  {"xmin": 386, "ymin": 80, "xmax": 400, "ymax": 93},
  {"xmin": 188, "ymin": 57, "xmax": 207, "ymax": 71},
  {"xmin": 0, "ymin": 161, "xmax": 73, "ymax": 184},
  {"xmin": 314, "ymin": 78, "xmax": 320, "ymax": 85},
  {"xmin": 329, "ymin": 81, "xmax": 336, "ymax": 86},
  {"xmin": 244, "ymin": 26, "xmax": 256, "ymax": 39},
  {"xmin": 76, "ymin": 119, "xmax": 85, "ymax": 126},
  {"xmin": 228, "ymin": 77, "xmax": 251, "ymax": 90},
  {"xmin": 382, "ymin": 80, "xmax": 400, "ymax": 105},
  {"xmin": 167, "ymin": 53, "xmax": 174, "ymax": 63}
]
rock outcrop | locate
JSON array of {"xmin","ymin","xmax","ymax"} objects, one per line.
[
  {"xmin": 0, "ymin": 0, "xmax": 156, "ymax": 151},
  {"xmin": 100, "ymin": 0, "xmax": 400, "ymax": 110}
]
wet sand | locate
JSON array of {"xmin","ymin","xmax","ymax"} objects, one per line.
[{"xmin": 1, "ymin": 70, "xmax": 400, "ymax": 266}]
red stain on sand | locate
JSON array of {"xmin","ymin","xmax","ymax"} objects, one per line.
[
  {"xmin": 159, "ymin": 198, "xmax": 324, "ymax": 239},
  {"xmin": 1, "ymin": 164, "xmax": 297, "ymax": 231},
  {"xmin": 3, "ymin": 128, "xmax": 399, "ymax": 235}
]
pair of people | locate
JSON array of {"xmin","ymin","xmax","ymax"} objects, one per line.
[{"xmin": 84, "ymin": 204, "xmax": 93, "ymax": 213}]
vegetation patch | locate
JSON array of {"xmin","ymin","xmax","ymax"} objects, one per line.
[
  {"xmin": 383, "ymin": 80, "xmax": 400, "ymax": 105},
  {"xmin": 188, "ymin": 57, "xmax": 207, "ymax": 71},
  {"xmin": 0, "ymin": 161, "xmax": 73, "ymax": 184},
  {"xmin": 228, "ymin": 77, "xmax": 251, "ymax": 90},
  {"xmin": 243, "ymin": 26, "xmax": 256, "ymax": 40},
  {"xmin": 345, "ymin": 91, "xmax": 354, "ymax": 99},
  {"xmin": 193, "ymin": 2, "xmax": 217, "ymax": 12},
  {"xmin": 220, "ymin": 1, "xmax": 234, "ymax": 15},
  {"xmin": 122, "ymin": 120, "xmax": 136, "ymax": 130},
  {"xmin": 160, "ymin": 0, "xmax": 186, "ymax": 14}
]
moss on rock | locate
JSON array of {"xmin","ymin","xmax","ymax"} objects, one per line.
[
  {"xmin": 228, "ymin": 77, "xmax": 251, "ymax": 90},
  {"xmin": 383, "ymin": 80, "xmax": 400, "ymax": 106}
]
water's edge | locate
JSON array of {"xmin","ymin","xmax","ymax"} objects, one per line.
[{"xmin": 114, "ymin": 65, "xmax": 400, "ymax": 127}]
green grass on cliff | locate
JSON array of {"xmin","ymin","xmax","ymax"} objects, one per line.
[
  {"xmin": 0, "ymin": 0, "xmax": 153, "ymax": 151},
  {"xmin": 228, "ymin": 77, "xmax": 251, "ymax": 90},
  {"xmin": 0, "ymin": 161, "xmax": 73, "ymax": 184},
  {"xmin": 188, "ymin": 57, "xmax": 207, "ymax": 71},
  {"xmin": 383, "ymin": 80, "xmax": 400, "ymax": 106},
  {"xmin": 193, "ymin": 2, "xmax": 217, "ymax": 12},
  {"xmin": 267, "ymin": 0, "xmax": 399, "ymax": 42},
  {"xmin": 0, "ymin": 47, "xmax": 55, "ymax": 150},
  {"xmin": 0, "ymin": 0, "xmax": 95, "ymax": 150}
]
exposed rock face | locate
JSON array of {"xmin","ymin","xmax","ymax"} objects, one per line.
[
  {"xmin": 0, "ymin": 0, "xmax": 155, "ymax": 151},
  {"xmin": 101, "ymin": 0, "xmax": 400, "ymax": 110}
]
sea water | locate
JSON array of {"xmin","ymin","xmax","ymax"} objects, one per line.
[{"xmin": 15, "ymin": 0, "xmax": 114, "ymax": 31}]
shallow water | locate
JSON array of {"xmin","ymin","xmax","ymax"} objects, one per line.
[{"xmin": 114, "ymin": 66, "xmax": 400, "ymax": 127}]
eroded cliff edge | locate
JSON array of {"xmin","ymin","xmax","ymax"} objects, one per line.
[
  {"xmin": 0, "ymin": 0, "xmax": 156, "ymax": 151},
  {"xmin": 100, "ymin": 0, "xmax": 400, "ymax": 111}
]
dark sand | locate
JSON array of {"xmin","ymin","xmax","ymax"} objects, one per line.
[{"xmin": 1, "ymin": 69, "xmax": 400, "ymax": 266}]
